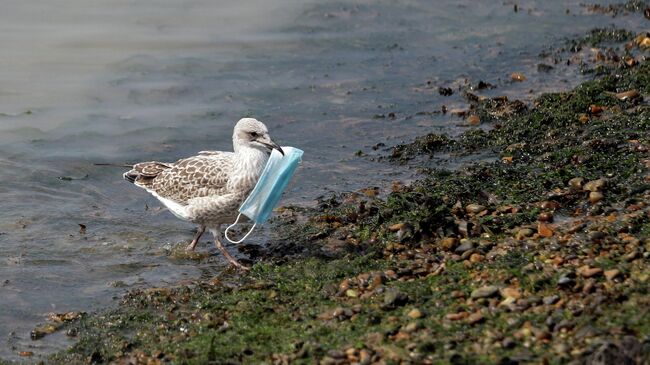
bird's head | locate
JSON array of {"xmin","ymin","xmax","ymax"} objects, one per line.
[{"xmin": 233, "ymin": 118, "xmax": 284, "ymax": 156}]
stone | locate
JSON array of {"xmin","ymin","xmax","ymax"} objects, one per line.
[
  {"xmin": 538, "ymin": 212, "xmax": 553, "ymax": 222},
  {"xmin": 382, "ymin": 288, "xmax": 408, "ymax": 310},
  {"xmin": 589, "ymin": 191, "xmax": 604, "ymax": 204},
  {"xmin": 359, "ymin": 350, "xmax": 371, "ymax": 365},
  {"xmin": 345, "ymin": 289, "xmax": 358, "ymax": 298},
  {"xmin": 466, "ymin": 312, "xmax": 484, "ymax": 325},
  {"xmin": 466, "ymin": 204, "xmax": 486, "ymax": 214},
  {"xmin": 543, "ymin": 295, "xmax": 560, "ymax": 305},
  {"xmin": 604, "ymin": 269, "xmax": 621, "ymax": 281},
  {"xmin": 446, "ymin": 312, "xmax": 468, "ymax": 321},
  {"xmin": 568, "ymin": 177, "xmax": 584, "ymax": 189},
  {"xmin": 557, "ymin": 274, "xmax": 575, "ymax": 287},
  {"xmin": 577, "ymin": 265, "xmax": 603, "ymax": 278},
  {"xmin": 469, "ymin": 253, "xmax": 483, "ymax": 263},
  {"xmin": 455, "ymin": 240, "xmax": 475, "ymax": 254},
  {"xmin": 471, "ymin": 285, "xmax": 499, "ymax": 299},
  {"xmin": 584, "ymin": 178, "xmax": 606, "ymax": 192},
  {"xmin": 500, "ymin": 287, "xmax": 522, "ymax": 299},
  {"xmin": 516, "ymin": 228, "xmax": 534, "ymax": 240},
  {"xmin": 467, "ymin": 115, "xmax": 481, "ymax": 125},
  {"xmin": 407, "ymin": 308, "xmax": 424, "ymax": 319},
  {"xmin": 440, "ymin": 237, "xmax": 458, "ymax": 251},
  {"xmin": 538, "ymin": 223, "xmax": 553, "ymax": 237},
  {"xmin": 511, "ymin": 72, "xmax": 526, "ymax": 81}
]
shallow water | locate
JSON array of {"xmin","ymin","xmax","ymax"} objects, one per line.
[{"xmin": 0, "ymin": 0, "xmax": 646, "ymax": 361}]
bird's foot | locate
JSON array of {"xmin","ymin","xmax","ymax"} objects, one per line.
[
  {"xmin": 215, "ymin": 238, "xmax": 250, "ymax": 271},
  {"xmin": 185, "ymin": 225, "xmax": 206, "ymax": 252},
  {"xmin": 185, "ymin": 241, "xmax": 198, "ymax": 252}
]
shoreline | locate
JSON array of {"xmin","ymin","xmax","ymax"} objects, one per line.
[{"xmin": 5, "ymin": 26, "xmax": 650, "ymax": 365}]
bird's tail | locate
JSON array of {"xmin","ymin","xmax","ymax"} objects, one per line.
[{"xmin": 121, "ymin": 162, "xmax": 171, "ymax": 186}]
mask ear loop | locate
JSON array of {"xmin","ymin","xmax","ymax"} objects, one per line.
[{"xmin": 224, "ymin": 213, "xmax": 256, "ymax": 244}]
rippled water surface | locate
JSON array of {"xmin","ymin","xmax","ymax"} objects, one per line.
[{"xmin": 0, "ymin": 0, "xmax": 646, "ymax": 360}]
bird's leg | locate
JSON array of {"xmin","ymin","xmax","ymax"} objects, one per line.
[
  {"xmin": 185, "ymin": 225, "xmax": 206, "ymax": 252},
  {"xmin": 215, "ymin": 237, "xmax": 250, "ymax": 271}
]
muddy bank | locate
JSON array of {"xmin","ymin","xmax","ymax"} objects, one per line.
[{"xmin": 8, "ymin": 27, "xmax": 649, "ymax": 365}]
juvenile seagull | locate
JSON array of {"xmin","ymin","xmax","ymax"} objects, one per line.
[{"xmin": 123, "ymin": 118, "xmax": 284, "ymax": 270}]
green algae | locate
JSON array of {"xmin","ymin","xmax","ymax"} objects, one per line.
[{"xmin": 570, "ymin": 27, "xmax": 636, "ymax": 48}]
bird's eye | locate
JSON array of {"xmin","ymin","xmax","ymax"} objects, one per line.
[{"xmin": 250, "ymin": 132, "xmax": 259, "ymax": 138}]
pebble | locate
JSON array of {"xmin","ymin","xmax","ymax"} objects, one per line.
[
  {"xmin": 589, "ymin": 231, "xmax": 606, "ymax": 242},
  {"xmin": 589, "ymin": 191, "xmax": 604, "ymax": 204},
  {"xmin": 466, "ymin": 312, "xmax": 484, "ymax": 325},
  {"xmin": 502, "ymin": 337, "xmax": 516, "ymax": 349},
  {"xmin": 30, "ymin": 324, "xmax": 59, "ymax": 340},
  {"xmin": 500, "ymin": 287, "xmax": 522, "ymax": 299},
  {"xmin": 615, "ymin": 90, "xmax": 639, "ymax": 101},
  {"xmin": 538, "ymin": 212, "xmax": 553, "ymax": 222},
  {"xmin": 455, "ymin": 240, "xmax": 475, "ymax": 254},
  {"xmin": 403, "ymin": 322, "xmax": 419, "ymax": 332},
  {"xmin": 538, "ymin": 223, "xmax": 553, "ymax": 237},
  {"xmin": 345, "ymin": 289, "xmax": 358, "ymax": 298},
  {"xmin": 469, "ymin": 253, "xmax": 483, "ymax": 263},
  {"xmin": 535, "ymin": 329, "xmax": 552, "ymax": 341},
  {"xmin": 467, "ymin": 115, "xmax": 481, "ymax": 125},
  {"xmin": 359, "ymin": 350, "xmax": 371, "ymax": 365},
  {"xmin": 451, "ymin": 290, "xmax": 465, "ymax": 299},
  {"xmin": 540, "ymin": 201, "xmax": 560, "ymax": 210},
  {"xmin": 407, "ymin": 308, "xmax": 424, "ymax": 319},
  {"xmin": 590, "ymin": 105, "xmax": 604, "ymax": 115},
  {"xmin": 624, "ymin": 250, "xmax": 639, "ymax": 261},
  {"xmin": 446, "ymin": 312, "xmax": 468, "ymax": 321},
  {"xmin": 339, "ymin": 279, "xmax": 350, "ymax": 292},
  {"xmin": 543, "ymin": 295, "xmax": 560, "ymax": 305},
  {"xmin": 320, "ymin": 356, "xmax": 338, "ymax": 365},
  {"xmin": 557, "ymin": 274, "xmax": 575, "ymax": 287},
  {"xmin": 604, "ymin": 269, "xmax": 621, "ymax": 281},
  {"xmin": 327, "ymin": 350, "xmax": 345, "ymax": 359},
  {"xmin": 584, "ymin": 178, "xmax": 605, "ymax": 192},
  {"xmin": 516, "ymin": 228, "xmax": 534, "ymax": 240},
  {"xmin": 511, "ymin": 72, "xmax": 526, "ymax": 81},
  {"xmin": 577, "ymin": 265, "xmax": 603, "ymax": 278},
  {"xmin": 440, "ymin": 237, "xmax": 458, "ymax": 251},
  {"xmin": 555, "ymin": 319, "xmax": 575, "ymax": 332},
  {"xmin": 370, "ymin": 273, "xmax": 384, "ymax": 289},
  {"xmin": 383, "ymin": 288, "xmax": 408, "ymax": 309},
  {"xmin": 466, "ymin": 204, "xmax": 486, "ymax": 214},
  {"xmin": 384, "ymin": 269, "xmax": 398, "ymax": 280},
  {"xmin": 471, "ymin": 285, "xmax": 499, "ymax": 299},
  {"xmin": 568, "ymin": 177, "xmax": 584, "ymax": 189}
]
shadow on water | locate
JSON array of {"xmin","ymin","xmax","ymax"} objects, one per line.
[{"xmin": 0, "ymin": 0, "xmax": 647, "ymax": 360}]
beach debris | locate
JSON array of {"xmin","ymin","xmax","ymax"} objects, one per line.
[{"xmin": 510, "ymin": 72, "xmax": 526, "ymax": 81}]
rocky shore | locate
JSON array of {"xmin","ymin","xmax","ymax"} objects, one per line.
[{"xmin": 5, "ymin": 26, "xmax": 648, "ymax": 365}]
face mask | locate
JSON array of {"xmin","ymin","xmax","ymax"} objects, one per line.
[{"xmin": 224, "ymin": 146, "xmax": 303, "ymax": 244}]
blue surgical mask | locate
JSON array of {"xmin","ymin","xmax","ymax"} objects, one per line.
[{"xmin": 225, "ymin": 146, "xmax": 303, "ymax": 243}]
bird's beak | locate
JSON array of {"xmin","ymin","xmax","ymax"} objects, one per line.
[{"xmin": 258, "ymin": 137, "xmax": 284, "ymax": 156}]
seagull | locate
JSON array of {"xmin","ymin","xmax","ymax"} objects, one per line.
[{"xmin": 123, "ymin": 118, "xmax": 284, "ymax": 270}]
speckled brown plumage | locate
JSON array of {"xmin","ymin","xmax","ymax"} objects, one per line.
[{"xmin": 126, "ymin": 153, "xmax": 233, "ymax": 204}]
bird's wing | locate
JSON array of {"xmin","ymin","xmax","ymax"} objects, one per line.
[
  {"xmin": 151, "ymin": 152, "xmax": 234, "ymax": 204},
  {"xmin": 125, "ymin": 152, "xmax": 234, "ymax": 205},
  {"xmin": 123, "ymin": 162, "xmax": 171, "ymax": 184}
]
